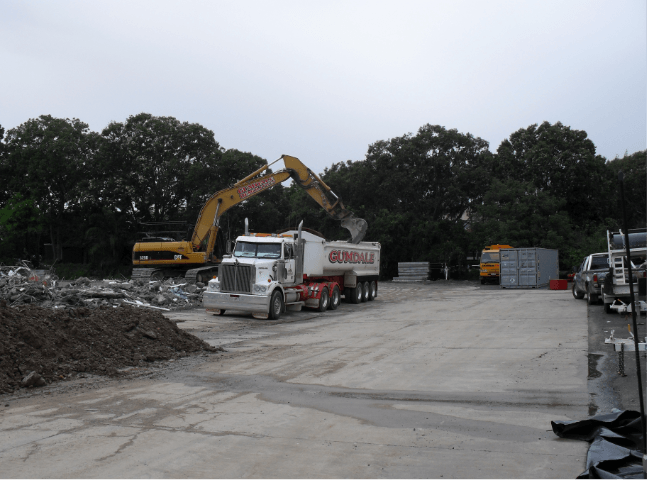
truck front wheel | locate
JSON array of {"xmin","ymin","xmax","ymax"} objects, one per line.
[
  {"xmin": 329, "ymin": 286, "xmax": 341, "ymax": 310},
  {"xmin": 269, "ymin": 290, "xmax": 283, "ymax": 320},
  {"xmin": 317, "ymin": 287, "xmax": 329, "ymax": 312}
]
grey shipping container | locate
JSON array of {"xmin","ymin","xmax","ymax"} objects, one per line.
[{"xmin": 500, "ymin": 248, "xmax": 559, "ymax": 288}]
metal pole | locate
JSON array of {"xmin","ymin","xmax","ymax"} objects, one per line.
[{"xmin": 618, "ymin": 171, "xmax": 646, "ymax": 455}]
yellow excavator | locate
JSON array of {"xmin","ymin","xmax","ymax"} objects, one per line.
[{"xmin": 132, "ymin": 155, "xmax": 368, "ymax": 283}]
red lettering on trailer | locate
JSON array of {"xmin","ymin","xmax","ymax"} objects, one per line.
[
  {"xmin": 329, "ymin": 250, "xmax": 375, "ymax": 264},
  {"xmin": 237, "ymin": 177, "xmax": 277, "ymax": 200}
]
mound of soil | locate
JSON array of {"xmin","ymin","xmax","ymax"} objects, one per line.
[{"xmin": 0, "ymin": 302, "xmax": 220, "ymax": 394}]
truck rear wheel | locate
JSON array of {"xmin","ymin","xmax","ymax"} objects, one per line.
[
  {"xmin": 368, "ymin": 281, "xmax": 376, "ymax": 301},
  {"xmin": 317, "ymin": 287, "xmax": 329, "ymax": 312},
  {"xmin": 361, "ymin": 282, "xmax": 369, "ymax": 302},
  {"xmin": 587, "ymin": 286, "xmax": 598, "ymax": 305},
  {"xmin": 350, "ymin": 286, "xmax": 362, "ymax": 304},
  {"xmin": 329, "ymin": 286, "xmax": 341, "ymax": 310},
  {"xmin": 269, "ymin": 290, "xmax": 283, "ymax": 320}
]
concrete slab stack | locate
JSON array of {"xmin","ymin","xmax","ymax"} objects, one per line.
[{"xmin": 392, "ymin": 262, "xmax": 429, "ymax": 282}]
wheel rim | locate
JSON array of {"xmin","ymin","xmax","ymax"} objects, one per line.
[
  {"xmin": 333, "ymin": 289, "xmax": 340, "ymax": 305},
  {"xmin": 273, "ymin": 296, "xmax": 281, "ymax": 315},
  {"xmin": 356, "ymin": 288, "xmax": 362, "ymax": 301},
  {"xmin": 371, "ymin": 283, "xmax": 376, "ymax": 297},
  {"xmin": 321, "ymin": 293, "xmax": 328, "ymax": 309}
]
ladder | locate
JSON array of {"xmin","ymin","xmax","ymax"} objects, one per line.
[{"xmin": 612, "ymin": 256, "xmax": 627, "ymax": 285}]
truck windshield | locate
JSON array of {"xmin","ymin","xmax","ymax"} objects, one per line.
[
  {"xmin": 481, "ymin": 252, "xmax": 499, "ymax": 263},
  {"xmin": 234, "ymin": 242, "xmax": 282, "ymax": 259},
  {"xmin": 590, "ymin": 256, "xmax": 609, "ymax": 270}
]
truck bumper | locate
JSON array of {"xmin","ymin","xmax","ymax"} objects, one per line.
[{"xmin": 203, "ymin": 291, "xmax": 270, "ymax": 314}]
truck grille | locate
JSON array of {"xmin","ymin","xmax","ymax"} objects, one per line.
[{"xmin": 220, "ymin": 264, "xmax": 255, "ymax": 293}]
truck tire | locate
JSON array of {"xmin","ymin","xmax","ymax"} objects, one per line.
[
  {"xmin": 587, "ymin": 287, "xmax": 598, "ymax": 305},
  {"xmin": 572, "ymin": 283, "xmax": 584, "ymax": 299},
  {"xmin": 361, "ymin": 282, "xmax": 369, "ymax": 302},
  {"xmin": 604, "ymin": 303, "xmax": 612, "ymax": 314},
  {"xmin": 317, "ymin": 287, "xmax": 329, "ymax": 312},
  {"xmin": 213, "ymin": 309, "xmax": 226, "ymax": 316},
  {"xmin": 329, "ymin": 286, "xmax": 341, "ymax": 310},
  {"xmin": 368, "ymin": 281, "xmax": 376, "ymax": 301},
  {"xmin": 350, "ymin": 286, "xmax": 362, "ymax": 304},
  {"xmin": 269, "ymin": 290, "xmax": 283, "ymax": 320}
]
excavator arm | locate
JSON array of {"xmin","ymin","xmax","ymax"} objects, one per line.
[
  {"xmin": 190, "ymin": 162, "xmax": 291, "ymax": 259},
  {"xmin": 190, "ymin": 155, "xmax": 367, "ymax": 259}
]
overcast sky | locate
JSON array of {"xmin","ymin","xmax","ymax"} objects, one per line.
[{"xmin": 1, "ymin": 0, "xmax": 645, "ymax": 174}]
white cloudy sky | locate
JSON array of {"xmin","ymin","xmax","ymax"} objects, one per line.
[{"xmin": 1, "ymin": 0, "xmax": 645, "ymax": 174}]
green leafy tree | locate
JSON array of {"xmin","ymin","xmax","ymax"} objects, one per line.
[
  {"xmin": 3, "ymin": 115, "xmax": 99, "ymax": 261},
  {"xmin": 320, "ymin": 125, "xmax": 491, "ymax": 277},
  {"xmin": 605, "ymin": 150, "xmax": 646, "ymax": 229},
  {"xmin": 97, "ymin": 113, "xmax": 223, "ymax": 227},
  {"xmin": 495, "ymin": 121, "xmax": 611, "ymax": 229}
]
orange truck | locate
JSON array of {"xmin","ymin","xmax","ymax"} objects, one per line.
[{"xmin": 480, "ymin": 244, "xmax": 513, "ymax": 284}]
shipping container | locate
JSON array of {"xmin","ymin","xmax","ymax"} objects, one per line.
[{"xmin": 500, "ymin": 248, "xmax": 559, "ymax": 288}]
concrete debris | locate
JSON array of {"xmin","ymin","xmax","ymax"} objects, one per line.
[
  {"xmin": 21, "ymin": 371, "xmax": 46, "ymax": 388},
  {"xmin": 0, "ymin": 267, "xmax": 207, "ymax": 311}
]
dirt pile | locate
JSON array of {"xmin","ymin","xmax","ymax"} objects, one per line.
[
  {"xmin": 0, "ymin": 269, "xmax": 207, "ymax": 311},
  {"xmin": 0, "ymin": 303, "xmax": 221, "ymax": 394}
]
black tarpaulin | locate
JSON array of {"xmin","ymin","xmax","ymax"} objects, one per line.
[{"xmin": 551, "ymin": 410, "xmax": 645, "ymax": 479}]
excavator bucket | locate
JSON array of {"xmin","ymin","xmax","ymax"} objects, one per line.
[{"xmin": 341, "ymin": 216, "xmax": 368, "ymax": 244}]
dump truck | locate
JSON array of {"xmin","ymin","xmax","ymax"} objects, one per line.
[
  {"xmin": 203, "ymin": 221, "xmax": 381, "ymax": 320},
  {"xmin": 479, "ymin": 244, "xmax": 513, "ymax": 284},
  {"xmin": 132, "ymin": 155, "xmax": 367, "ymax": 283}
]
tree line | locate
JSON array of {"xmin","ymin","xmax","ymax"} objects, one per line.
[{"xmin": 0, "ymin": 113, "xmax": 644, "ymax": 279}]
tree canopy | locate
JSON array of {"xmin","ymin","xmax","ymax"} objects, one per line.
[{"xmin": 1, "ymin": 114, "xmax": 643, "ymax": 278}]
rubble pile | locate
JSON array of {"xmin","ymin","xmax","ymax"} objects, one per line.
[
  {"xmin": 0, "ymin": 269, "xmax": 208, "ymax": 311},
  {"xmin": 0, "ymin": 303, "xmax": 221, "ymax": 394}
]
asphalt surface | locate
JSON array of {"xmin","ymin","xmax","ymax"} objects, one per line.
[
  {"xmin": 583, "ymin": 288, "xmax": 646, "ymax": 416},
  {"xmin": 0, "ymin": 280, "xmax": 598, "ymax": 478}
]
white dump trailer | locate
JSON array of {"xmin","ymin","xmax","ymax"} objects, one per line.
[{"xmin": 203, "ymin": 224, "xmax": 380, "ymax": 320}]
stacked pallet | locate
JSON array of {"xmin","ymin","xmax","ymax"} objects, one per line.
[{"xmin": 392, "ymin": 262, "xmax": 430, "ymax": 282}]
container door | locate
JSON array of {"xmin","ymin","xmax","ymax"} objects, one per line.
[
  {"xmin": 500, "ymin": 249, "xmax": 518, "ymax": 286},
  {"xmin": 519, "ymin": 249, "xmax": 537, "ymax": 286}
]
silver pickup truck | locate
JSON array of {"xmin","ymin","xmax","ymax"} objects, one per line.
[{"xmin": 572, "ymin": 253, "xmax": 609, "ymax": 305}]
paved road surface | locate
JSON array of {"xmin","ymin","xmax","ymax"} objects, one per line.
[{"xmin": 0, "ymin": 281, "xmax": 589, "ymax": 478}]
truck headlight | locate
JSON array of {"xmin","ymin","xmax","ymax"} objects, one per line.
[
  {"xmin": 208, "ymin": 280, "xmax": 220, "ymax": 292},
  {"xmin": 253, "ymin": 284, "xmax": 267, "ymax": 294}
]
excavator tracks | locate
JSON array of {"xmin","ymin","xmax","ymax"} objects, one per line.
[
  {"xmin": 185, "ymin": 266, "xmax": 219, "ymax": 284},
  {"xmin": 131, "ymin": 268, "xmax": 164, "ymax": 282},
  {"xmin": 132, "ymin": 267, "xmax": 218, "ymax": 284}
]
